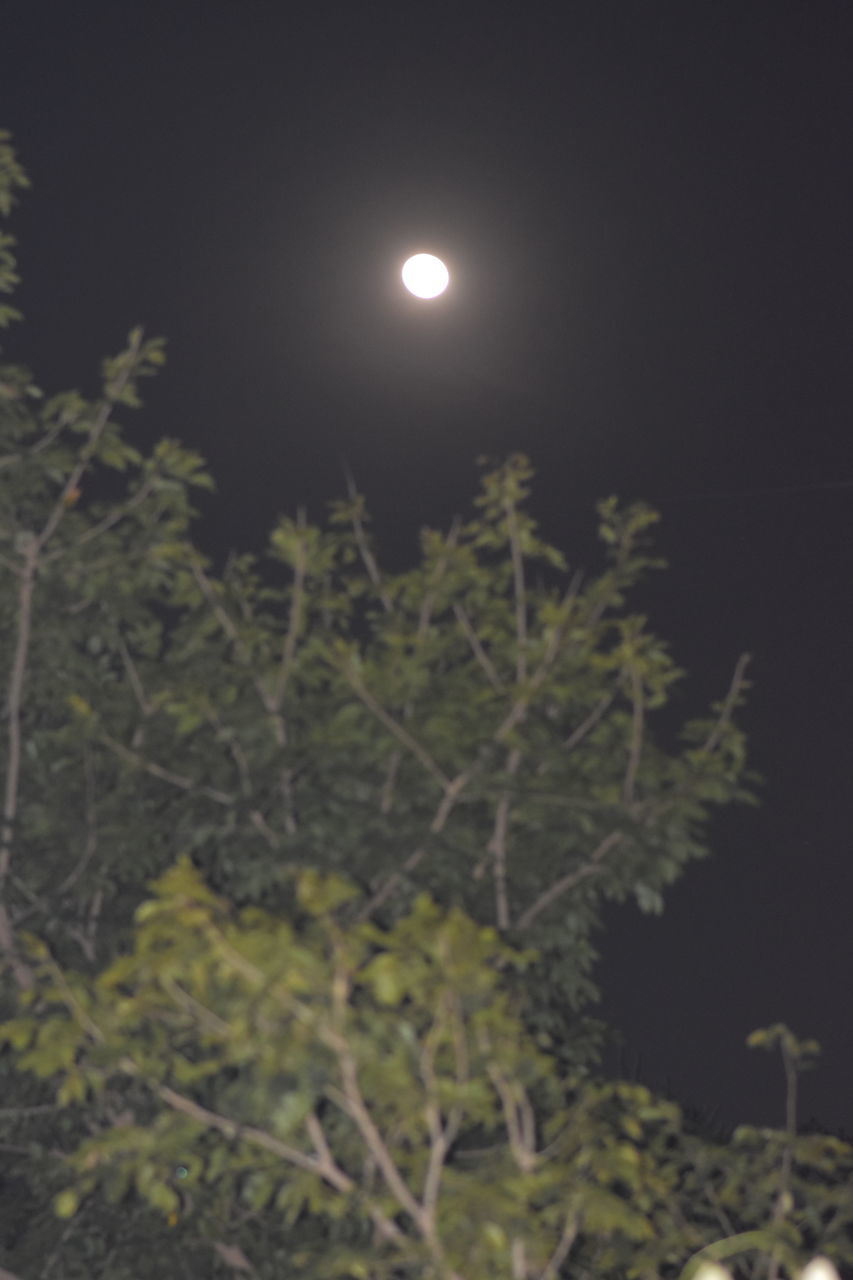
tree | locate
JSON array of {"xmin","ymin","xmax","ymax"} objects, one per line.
[{"xmin": 1, "ymin": 131, "xmax": 850, "ymax": 1279}]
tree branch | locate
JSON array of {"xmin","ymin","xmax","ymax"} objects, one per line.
[
  {"xmin": 453, "ymin": 602, "xmax": 504, "ymax": 691},
  {"xmin": 1, "ymin": 333, "xmax": 143, "ymax": 990},
  {"xmin": 358, "ymin": 768, "xmax": 475, "ymax": 921},
  {"xmin": 489, "ymin": 746, "xmax": 521, "ymax": 929},
  {"xmin": 516, "ymin": 829, "xmax": 624, "ymax": 930},
  {"xmin": 560, "ymin": 692, "xmax": 614, "ymax": 754},
  {"xmin": 269, "ymin": 508, "xmax": 308, "ymax": 711},
  {"xmin": 329, "ymin": 1044, "xmax": 427, "ymax": 1235},
  {"xmin": 341, "ymin": 661, "xmax": 450, "ymax": 792},
  {"xmin": 0, "ymin": 537, "xmax": 37, "ymax": 989},
  {"xmin": 622, "ymin": 665, "xmax": 644, "ymax": 805},
  {"xmin": 41, "ymin": 476, "xmax": 156, "ymax": 565},
  {"xmin": 504, "ymin": 497, "xmax": 527, "ymax": 683},
  {"xmin": 100, "ymin": 731, "xmax": 234, "ymax": 806},
  {"xmin": 155, "ymin": 1082, "xmax": 329, "ymax": 1181},
  {"xmin": 539, "ymin": 1209, "xmax": 579, "ymax": 1280},
  {"xmin": 343, "ymin": 467, "xmax": 393, "ymax": 613},
  {"xmin": 36, "ymin": 329, "xmax": 143, "ymax": 552},
  {"xmin": 703, "ymin": 652, "xmax": 751, "ymax": 755}
]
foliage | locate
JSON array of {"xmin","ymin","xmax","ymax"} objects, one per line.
[
  {"xmin": 1, "ymin": 130, "xmax": 849, "ymax": 1279},
  {"xmin": 7, "ymin": 866, "xmax": 853, "ymax": 1280}
]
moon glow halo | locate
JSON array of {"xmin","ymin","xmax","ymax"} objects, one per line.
[{"xmin": 402, "ymin": 253, "xmax": 449, "ymax": 299}]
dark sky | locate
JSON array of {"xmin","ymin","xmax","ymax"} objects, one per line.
[{"xmin": 4, "ymin": 0, "xmax": 852, "ymax": 1136}]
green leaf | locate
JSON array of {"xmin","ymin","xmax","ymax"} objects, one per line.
[{"xmin": 54, "ymin": 1189, "xmax": 80, "ymax": 1219}]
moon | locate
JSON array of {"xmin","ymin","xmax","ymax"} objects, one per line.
[{"xmin": 402, "ymin": 253, "xmax": 449, "ymax": 299}]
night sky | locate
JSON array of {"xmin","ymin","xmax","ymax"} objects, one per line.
[{"xmin": 4, "ymin": 1, "xmax": 852, "ymax": 1137}]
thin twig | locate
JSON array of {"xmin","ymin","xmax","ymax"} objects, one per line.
[
  {"xmin": 489, "ymin": 746, "xmax": 521, "ymax": 929},
  {"xmin": 516, "ymin": 829, "xmax": 624, "ymax": 930},
  {"xmin": 622, "ymin": 665, "xmax": 644, "ymax": 805},
  {"xmin": 540, "ymin": 1209, "xmax": 580, "ymax": 1280},
  {"xmin": 269, "ymin": 507, "xmax": 308, "ymax": 710},
  {"xmin": 561, "ymin": 692, "xmax": 614, "ymax": 754},
  {"xmin": 41, "ymin": 477, "xmax": 156, "ymax": 564},
  {"xmin": 36, "ymin": 330, "xmax": 144, "ymax": 552},
  {"xmin": 0, "ymin": 538, "xmax": 38, "ymax": 988},
  {"xmin": 504, "ymin": 497, "xmax": 528, "ymax": 683},
  {"xmin": 1, "ymin": 539, "xmax": 37, "ymax": 890},
  {"xmin": 358, "ymin": 769, "xmax": 475, "ymax": 921},
  {"xmin": 100, "ymin": 732, "xmax": 234, "ymax": 806},
  {"xmin": 248, "ymin": 809, "xmax": 280, "ymax": 850},
  {"xmin": 416, "ymin": 516, "xmax": 462, "ymax": 639},
  {"xmin": 377, "ymin": 517, "xmax": 462, "ymax": 816},
  {"xmin": 0, "ymin": 332, "xmax": 143, "ymax": 991},
  {"xmin": 343, "ymin": 466, "xmax": 393, "ymax": 613},
  {"xmin": 207, "ymin": 706, "xmax": 253, "ymax": 798},
  {"xmin": 703, "ymin": 652, "xmax": 751, "ymax": 754},
  {"xmin": 341, "ymin": 662, "xmax": 449, "ymax": 792},
  {"xmin": 56, "ymin": 745, "xmax": 98, "ymax": 896},
  {"xmin": 453, "ymin": 603, "xmax": 504, "ymax": 691},
  {"xmin": 115, "ymin": 632, "xmax": 153, "ymax": 718}
]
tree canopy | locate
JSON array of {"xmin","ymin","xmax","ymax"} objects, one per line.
[{"xmin": 1, "ymin": 129, "xmax": 850, "ymax": 1280}]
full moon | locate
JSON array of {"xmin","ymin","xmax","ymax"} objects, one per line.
[{"xmin": 402, "ymin": 253, "xmax": 449, "ymax": 299}]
